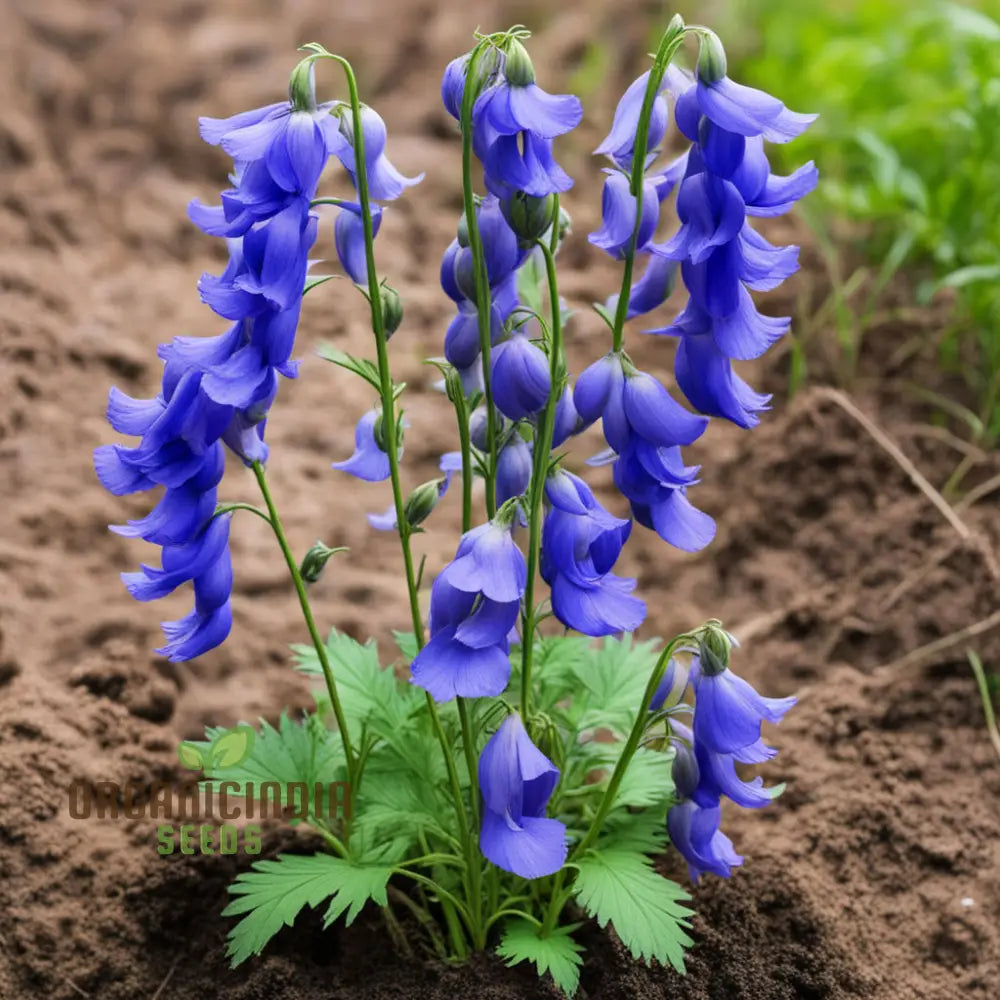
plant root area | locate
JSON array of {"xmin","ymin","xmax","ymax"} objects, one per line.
[{"xmin": 1, "ymin": 2, "xmax": 998, "ymax": 998}]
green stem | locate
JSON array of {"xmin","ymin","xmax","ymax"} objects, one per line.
[
  {"xmin": 610, "ymin": 21, "xmax": 687, "ymax": 354},
  {"xmin": 460, "ymin": 42, "xmax": 499, "ymax": 518},
  {"xmin": 213, "ymin": 502, "xmax": 272, "ymax": 524},
  {"xmin": 251, "ymin": 462, "xmax": 356, "ymax": 798},
  {"xmin": 520, "ymin": 238, "xmax": 565, "ymax": 718},
  {"xmin": 541, "ymin": 635, "xmax": 690, "ymax": 935},
  {"xmin": 455, "ymin": 387, "xmax": 474, "ymax": 534}
]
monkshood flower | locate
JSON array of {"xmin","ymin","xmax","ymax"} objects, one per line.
[
  {"xmin": 334, "ymin": 202, "xmax": 383, "ymax": 285},
  {"xmin": 468, "ymin": 39, "xmax": 582, "ymax": 198},
  {"xmin": 411, "ymin": 518, "xmax": 526, "ymax": 702},
  {"xmin": 574, "ymin": 353, "xmax": 715, "ymax": 551},
  {"xmin": 496, "ymin": 434, "xmax": 533, "ymax": 507},
  {"xmin": 478, "ymin": 713, "xmax": 567, "ymax": 879},
  {"xmin": 646, "ymin": 54, "xmax": 817, "ymax": 428},
  {"xmin": 331, "ymin": 104, "xmax": 423, "ymax": 202},
  {"xmin": 540, "ymin": 469, "xmax": 645, "ymax": 636},
  {"xmin": 491, "ymin": 332, "xmax": 551, "ymax": 420},
  {"xmin": 667, "ymin": 799, "xmax": 743, "ymax": 883},
  {"xmin": 333, "ymin": 410, "xmax": 397, "ymax": 482},
  {"xmin": 122, "ymin": 513, "xmax": 234, "ymax": 662}
]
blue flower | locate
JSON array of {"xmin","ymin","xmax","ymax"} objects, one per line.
[
  {"xmin": 541, "ymin": 469, "xmax": 645, "ymax": 636},
  {"xmin": 121, "ymin": 512, "xmax": 234, "ymax": 662},
  {"xmin": 331, "ymin": 104, "xmax": 423, "ymax": 201},
  {"xmin": 690, "ymin": 655, "xmax": 795, "ymax": 754},
  {"xmin": 643, "ymin": 67, "xmax": 816, "ymax": 428},
  {"xmin": 478, "ymin": 713, "xmax": 567, "ymax": 879},
  {"xmin": 334, "ymin": 202, "xmax": 383, "ymax": 284},
  {"xmin": 588, "ymin": 170, "xmax": 663, "ymax": 260},
  {"xmin": 593, "ymin": 70, "xmax": 670, "ymax": 171},
  {"xmin": 491, "ymin": 334, "xmax": 551, "ymax": 420},
  {"xmin": 411, "ymin": 520, "xmax": 526, "ymax": 702},
  {"xmin": 471, "ymin": 40, "xmax": 582, "ymax": 198},
  {"xmin": 666, "ymin": 799, "xmax": 743, "ymax": 883},
  {"xmin": 496, "ymin": 434, "xmax": 533, "ymax": 508},
  {"xmin": 332, "ymin": 410, "xmax": 395, "ymax": 483}
]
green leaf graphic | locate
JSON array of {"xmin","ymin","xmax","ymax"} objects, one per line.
[
  {"xmin": 177, "ymin": 741, "xmax": 206, "ymax": 771},
  {"xmin": 211, "ymin": 725, "xmax": 256, "ymax": 769}
]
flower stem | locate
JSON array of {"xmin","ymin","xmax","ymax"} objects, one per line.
[
  {"xmin": 460, "ymin": 41, "xmax": 499, "ymax": 519},
  {"xmin": 251, "ymin": 461, "xmax": 356, "ymax": 800},
  {"xmin": 540, "ymin": 634, "xmax": 690, "ymax": 935},
  {"xmin": 610, "ymin": 18, "xmax": 688, "ymax": 354},
  {"xmin": 520, "ymin": 237, "xmax": 564, "ymax": 719}
]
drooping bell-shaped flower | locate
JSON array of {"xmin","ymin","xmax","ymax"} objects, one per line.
[
  {"xmin": 332, "ymin": 410, "xmax": 396, "ymax": 483},
  {"xmin": 478, "ymin": 713, "xmax": 567, "ymax": 879}
]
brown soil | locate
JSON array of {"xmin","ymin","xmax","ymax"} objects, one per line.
[{"xmin": 1, "ymin": 1, "xmax": 998, "ymax": 999}]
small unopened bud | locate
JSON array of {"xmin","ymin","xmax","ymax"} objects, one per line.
[
  {"xmin": 468, "ymin": 406, "xmax": 490, "ymax": 450},
  {"xmin": 503, "ymin": 39, "xmax": 536, "ymax": 87},
  {"xmin": 670, "ymin": 741, "xmax": 700, "ymax": 799},
  {"xmin": 696, "ymin": 29, "xmax": 728, "ymax": 84},
  {"xmin": 288, "ymin": 59, "xmax": 318, "ymax": 112},
  {"xmin": 501, "ymin": 191, "xmax": 556, "ymax": 243},
  {"xmin": 697, "ymin": 619, "xmax": 734, "ymax": 676},
  {"xmin": 456, "ymin": 212, "xmax": 471, "ymax": 248},
  {"xmin": 300, "ymin": 540, "xmax": 348, "ymax": 583},
  {"xmin": 403, "ymin": 478, "xmax": 447, "ymax": 528},
  {"xmin": 373, "ymin": 412, "xmax": 390, "ymax": 453},
  {"xmin": 380, "ymin": 284, "xmax": 403, "ymax": 337}
]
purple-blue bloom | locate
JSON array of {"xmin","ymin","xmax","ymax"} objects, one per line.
[
  {"xmin": 334, "ymin": 202, "xmax": 383, "ymax": 284},
  {"xmin": 540, "ymin": 469, "xmax": 645, "ymax": 636},
  {"xmin": 496, "ymin": 434, "xmax": 533, "ymax": 507},
  {"xmin": 645, "ymin": 66, "xmax": 816, "ymax": 428},
  {"xmin": 478, "ymin": 713, "xmax": 567, "ymax": 879},
  {"xmin": 331, "ymin": 104, "xmax": 423, "ymax": 202},
  {"xmin": 411, "ymin": 520, "xmax": 526, "ymax": 702},
  {"xmin": 667, "ymin": 799, "xmax": 743, "ymax": 883},
  {"xmin": 332, "ymin": 410, "xmax": 395, "ymax": 483},
  {"xmin": 491, "ymin": 333, "xmax": 551, "ymax": 420}
]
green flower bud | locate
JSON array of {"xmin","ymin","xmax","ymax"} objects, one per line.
[
  {"xmin": 501, "ymin": 191, "xmax": 556, "ymax": 243},
  {"xmin": 696, "ymin": 29, "xmax": 728, "ymax": 84},
  {"xmin": 457, "ymin": 211, "xmax": 471, "ymax": 248},
  {"xmin": 696, "ymin": 619, "xmax": 735, "ymax": 676},
  {"xmin": 403, "ymin": 477, "xmax": 447, "ymax": 529},
  {"xmin": 300, "ymin": 540, "xmax": 348, "ymax": 584},
  {"xmin": 288, "ymin": 58, "xmax": 318, "ymax": 112},
  {"xmin": 380, "ymin": 283, "xmax": 403, "ymax": 338},
  {"xmin": 503, "ymin": 39, "xmax": 536, "ymax": 87}
]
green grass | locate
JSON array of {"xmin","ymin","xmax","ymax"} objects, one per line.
[{"xmin": 725, "ymin": 0, "xmax": 1000, "ymax": 441}]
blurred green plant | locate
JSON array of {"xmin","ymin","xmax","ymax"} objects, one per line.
[{"xmin": 727, "ymin": 0, "xmax": 1000, "ymax": 445}]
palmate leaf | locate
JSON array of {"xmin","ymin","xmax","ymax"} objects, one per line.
[
  {"xmin": 576, "ymin": 744, "xmax": 674, "ymax": 810},
  {"xmin": 497, "ymin": 918, "xmax": 584, "ymax": 997},
  {"xmin": 570, "ymin": 635, "xmax": 662, "ymax": 736},
  {"xmin": 294, "ymin": 629, "xmax": 418, "ymax": 740},
  {"xmin": 531, "ymin": 635, "xmax": 593, "ymax": 713},
  {"xmin": 224, "ymin": 853, "xmax": 392, "ymax": 966},
  {"xmin": 573, "ymin": 848, "xmax": 693, "ymax": 973}
]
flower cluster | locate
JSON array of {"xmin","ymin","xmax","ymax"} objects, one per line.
[
  {"xmin": 411, "ymin": 518, "xmax": 526, "ymax": 702},
  {"xmin": 666, "ymin": 643, "xmax": 795, "ymax": 882},
  {"xmin": 647, "ymin": 60, "xmax": 818, "ymax": 428}
]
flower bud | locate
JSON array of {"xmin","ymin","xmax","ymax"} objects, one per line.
[
  {"xmin": 697, "ymin": 619, "xmax": 735, "ymax": 676},
  {"xmin": 671, "ymin": 741, "xmax": 700, "ymax": 800},
  {"xmin": 696, "ymin": 29, "xmax": 728, "ymax": 84},
  {"xmin": 468, "ymin": 406, "xmax": 490, "ymax": 450},
  {"xmin": 403, "ymin": 478, "xmax": 447, "ymax": 529},
  {"xmin": 300, "ymin": 540, "xmax": 348, "ymax": 584},
  {"xmin": 500, "ymin": 191, "xmax": 556, "ymax": 243},
  {"xmin": 380, "ymin": 283, "xmax": 403, "ymax": 338},
  {"xmin": 456, "ymin": 211, "xmax": 471, "ymax": 248},
  {"xmin": 288, "ymin": 59, "xmax": 318, "ymax": 112},
  {"xmin": 503, "ymin": 39, "xmax": 536, "ymax": 87}
]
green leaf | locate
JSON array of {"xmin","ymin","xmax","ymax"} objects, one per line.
[
  {"xmin": 579, "ymin": 745, "xmax": 673, "ymax": 810},
  {"xmin": 497, "ymin": 918, "xmax": 584, "ymax": 997},
  {"xmin": 392, "ymin": 630, "xmax": 419, "ymax": 664},
  {"xmin": 573, "ymin": 849, "xmax": 692, "ymax": 972},
  {"xmin": 224, "ymin": 853, "xmax": 391, "ymax": 966},
  {"xmin": 571, "ymin": 635, "xmax": 662, "ymax": 736},
  {"xmin": 199, "ymin": 713, "xmax": 344, "ymax": 818},
  {"xmin": 316, "ymin": 344, "xmax": 382, "ymax": 391},
  {"xmin": 531, "ymin": 635, "xmax": 593, "ymax": 712},
  {"xmin": 294, "ymin": 629, "xmax": 418, "ymax": 740}
]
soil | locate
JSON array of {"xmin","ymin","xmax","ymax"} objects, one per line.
[{"xmin": 1, "ymin": 1, "xmax": 998, "ymax": 998}]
